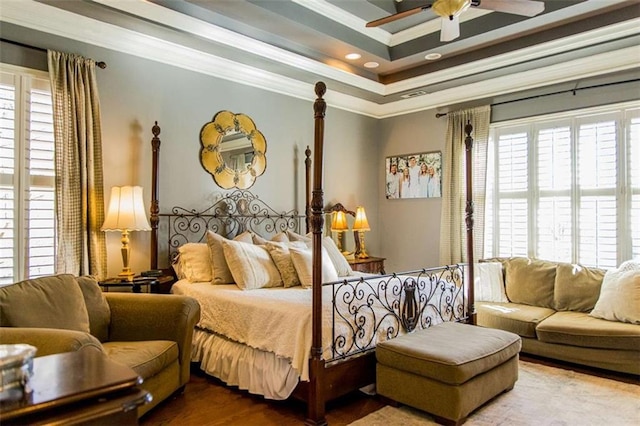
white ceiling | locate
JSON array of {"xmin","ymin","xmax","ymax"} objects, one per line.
[{"xmin": 1, "ymin": 0, "xmax": 639, "ymax": 117}]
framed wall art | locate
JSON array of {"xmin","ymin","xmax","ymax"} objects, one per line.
[{"xmin": 385, "ymin": 151, "xmax": 442, "ymax": 199}]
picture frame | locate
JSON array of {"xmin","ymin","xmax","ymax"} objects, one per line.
[{"xmin": 385, "ymin": 151, "xmax": 442, "ymax": 199}]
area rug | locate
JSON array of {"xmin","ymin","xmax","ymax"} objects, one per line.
[{"xmin": 348, "ymin": 361, "xmax": 639, "ymax": 425}]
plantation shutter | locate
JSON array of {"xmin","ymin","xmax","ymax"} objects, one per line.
[
  {"xmin": 536, "ymin": 124, "xmax": 572, "ymax": 262},
  {"xmin": 577, "ymin": 115, "xmax": 617, "ymax": 268},
  {"xmin": 0, "ymin": 69, "xmax": 55, "ymax": 284},
  {"xmin": 629, "ymin": 111, "xmax": 640, "ymax": 260},
  {"xmin": 496, "ymin": 129, "xmax": 528, "ymax": 257}
]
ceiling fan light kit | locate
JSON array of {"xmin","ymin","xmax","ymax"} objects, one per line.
[
  {"xmin": 432, "ymin": 0, "xmax": 472, "ymax": 20},
  {"xmin": 366, "ymin": 0, "xmax": 545, "ymax": 43}
]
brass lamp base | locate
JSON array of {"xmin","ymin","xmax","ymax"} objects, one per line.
[
  {"xmin": 356, "ymin": 230, "xmax": 369, "ymax": 259},
  {"xmin": 118, "ymin": 230, "xmax": 135, "ymax": 282}
]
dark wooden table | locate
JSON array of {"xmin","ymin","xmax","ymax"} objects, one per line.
[
  {"xmin": 0, "ymin": 350, "xmax": 150, "ymax": 425},
  {"xmin": 348, "ymin": 256, "xmax": 386, "ymax": 274},
  {"xmin": 99, "ymin": 277, "xmax": 160, "ymax": 293}
]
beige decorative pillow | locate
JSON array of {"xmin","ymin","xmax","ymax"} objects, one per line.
[
  {"xmin": 265, "ymin": 241, "xmax": 307, "ymax": 287},
  {"xmin": 504, "ymin": 257, "xmax": 557, "ymax": 308},
  {"xmin": 76, "ymin": 275, "xmax": 111, "ymax": 342},
  {"xmin": 206, "ymin": 230, "xmax": 254, "ymax": 284},
  {"xmin": 322, "ymin": 236, "xmax": 353, "ymax": 277},
  {"xmin": 252, "ymin": 232, "xmax": 268, "ymax": 245},
  {"xmin": 286, "ymin": 230, "xmax": 311, "ymax": 243},
  {"xmin": 0, "ymin": 274, "xmax": 90, "ymax": 333},
  {"xmin": 289, "ymin": 246, "xmax": 339, "ymax": 288},
  {"xmin": 554, "ymin": 263, "xmax": 605, "ymax": 312},
  {"xmin": 222, "ymin": 239, "xmax": 283, "ymax": 290},
  {"xmin": 271, "ymin": 232, "xmax": 290, "ymax": 243},
  {"xmin": 590, "ymin": 261, "xmax": 640, "ymax": 324},
  {"xmin": 177, "ymin": 243, "xmax": 212, "ymax": 282}
]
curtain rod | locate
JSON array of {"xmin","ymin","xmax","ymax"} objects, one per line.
[
  {"xmin": 0, "ymin": 38, "xmax": 107, "ymax": 69},
  {"xmin": 435, "ymin": 78, "xmax": 640, "ymax": 118}
]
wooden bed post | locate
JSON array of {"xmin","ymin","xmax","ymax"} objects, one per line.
[
  {"xmin": 150, "ymin": 121, "xmax": 161, "ymax": 271},
  {"xmin": 306, "ymin": 82, "xmax": 327, "ymax": 426},
  {"xmin": 464, "ymin": 121, "xmax": 476, "ymax": 325},
  {"xmin": 305, "ymin": 146, "xmax": 312, "ymax": 234}
]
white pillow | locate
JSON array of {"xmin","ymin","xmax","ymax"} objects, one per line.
[
  {"xmin": 175, "ymin": 243, "xmax": 211, "ymax": 282},
  {"xmin": 289, "ymin": 246, "xmax": 339, "ymax": 288},
  {"xmin": 321, "ymin": 236, "xmax": 353, "ymax": 277},
  {"xmin": 206, "ymin": 230, "xmax": 254, "ymax": 284},
  {"xmin": 474, "ymin": 262, "xmax": 509, "ymax": 303},
  {"xmin": 222, "ymin": 239, "xmax": 283, "ymax": 290},
  {"xmin": 590, "ymin": 261, "xmax": 640, "ymax": 324},
  {"xmin": 264, "ymin": 241, "xmax": 307, "ymax": 288}
]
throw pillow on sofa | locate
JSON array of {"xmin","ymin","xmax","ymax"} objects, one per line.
[
  {"xmin": 0, "ymin": 274, "xmax": 90, "ymax": 332},
  {"xmin": 590, "ymin": 261, "xmax": 640, "ymax": 324},
  {"xmin": 504, "ymin": 257, "xmax": 557, "ymax": 309}
]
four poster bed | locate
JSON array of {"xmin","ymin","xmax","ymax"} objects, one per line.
[{"xmin": 148, "ymin": 82, "xmax": 477, "ymax": 425}]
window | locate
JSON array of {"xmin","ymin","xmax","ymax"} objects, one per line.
[
  {"xmin": 0, "ymin": 66, "xmax": 55, "ymax": 284},
  {"xmin": 484, "ymin": 103, "xmax": 639, "ymax": 269}
]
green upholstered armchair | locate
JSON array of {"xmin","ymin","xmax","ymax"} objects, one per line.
[{"xmin": 0, "ymin": 274, "xmax": 200, "ymax": 417}]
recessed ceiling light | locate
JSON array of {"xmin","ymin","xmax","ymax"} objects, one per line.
[
  {"xmin": 345, "ymin": 53, "xmax": 362, "ymax": 60},
  {"xmin": 364, "ymin": 62, "xmax": 379, "ymax": 69},
  {"xmin": 425, "ymin": 53, "xmax": 442, "ymax": 60}
]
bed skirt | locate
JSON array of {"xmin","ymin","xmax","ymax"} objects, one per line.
[{"xmin": 191, "ymin": 328, "xmax": 301, "ymax": 400}]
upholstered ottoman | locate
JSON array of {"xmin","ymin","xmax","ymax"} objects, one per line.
[{"xmin": 376, "ymin": 322, "xmax": 521, "ymax": 425}]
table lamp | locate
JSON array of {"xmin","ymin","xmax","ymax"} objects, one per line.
[
  {"xmin": 101, "ymin": 186, "xmax": 151, "ymax": 281},
  {"xmin": 330, "ymin": 210, "xmax": 349, "ymax": 255},
  {"xmin": 353, "ymin": 206, "xmax": 370, "ymax": 259}
]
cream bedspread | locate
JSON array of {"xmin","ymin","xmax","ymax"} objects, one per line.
[
  {"xmin": 173, "ymin": 278, "xmax": 403, "ymax": 381},
  {"xmin": 173, "ymin": 272, "xmax": 462, "ymax": 383}
]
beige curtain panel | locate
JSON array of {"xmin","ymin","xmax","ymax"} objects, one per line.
[
  {"xmin": 48, "ymin": 50, "xmax": 107, "ymax": 278},
  {"xmin": 439, "ymin": 105, "xmax": 491, "ymax": 265}
]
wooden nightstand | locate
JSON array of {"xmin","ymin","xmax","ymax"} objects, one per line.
[
  {"xmin": 99, "ymin": 277, "xmax": 159, "ymax": 293},
  {"xmin": 348, "ymin": 256, "xmax": 386, "ymax": 274}
]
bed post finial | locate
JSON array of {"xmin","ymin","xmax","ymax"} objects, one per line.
[
  {"xmin": 150, "ymin": 121, "xmax": 162, "ymax": 270},
  {"xmin": 464, "ymin": 120, "xmax": 476, "ymax": 325}
]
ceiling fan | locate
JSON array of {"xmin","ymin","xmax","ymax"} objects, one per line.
[{"xmin": 366, "ymin": 0, "xmax": 545, "ymax": 42}]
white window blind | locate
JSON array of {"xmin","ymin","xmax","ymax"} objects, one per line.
[
  {"xmin": 0, "ymin": 67, "xmax": 55, "ymax": 284},
  {"xmin": 486, "ymin": 103, "xmax": 639, "ymax": 269}
]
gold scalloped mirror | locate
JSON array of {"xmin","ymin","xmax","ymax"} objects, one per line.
[{"xmin": 200, "ymin": 111, "xmax": 267, "ymax": 189}]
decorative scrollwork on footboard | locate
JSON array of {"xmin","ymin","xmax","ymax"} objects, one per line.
[
  {"xmin": 158, "ymin": 190, "xmax": 303, "ymax": 266},
  {"xmin": 328, "ymin": 264, "xmax": 465, "ymax": 362}
]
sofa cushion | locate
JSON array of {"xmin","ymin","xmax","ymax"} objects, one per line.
[
  {"xmin": 76, "ymin": 276, "xmax": 111, "ymax": 342},
  {"xmin": 504, "ymin": 257, "xmax": 557, "ymax": 309},
  {"xmin": 0, "ymin": 274, "xmax": 90, "ymax": 333},
  {"xmin": 553, "ymin": 263, "xmax": 605, "ymax": 312},
  {"xmin": 536, "ymin": 311, "xmax": 640, "ymax": 351},
  {"xmin": 103, "ymin": 340, "xmax": 179, "ymax": 380},
  {"xmin": 476, "ymin": 302, "xmax": 556, "ymax": 338}
]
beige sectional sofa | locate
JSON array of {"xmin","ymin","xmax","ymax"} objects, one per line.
[
  {"xmin": 475, "ymin": 257, "xmax": 639, "ymax": 375},
  {"xmin": 0, "ymin": 274, "xmax": 200, "ymax": 416}
]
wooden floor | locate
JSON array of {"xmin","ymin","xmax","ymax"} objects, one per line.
[
  {"xmin": 141, "ymin": 358, "xmax": 638, "ymax": 426},
  {"xmin": 140, "ymin": 369, "xmax": 385, "ymax": 426}
]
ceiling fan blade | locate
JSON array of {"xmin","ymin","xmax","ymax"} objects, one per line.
[
  {"xmin": 475, "ymin": 0, "xmax": 544, "ymax": 17},
  {"xmin": 366, "ymin": 5, "xmax": 430, "ymax": 28},
  {"xmin": 440, "ymin": 16, "xmax": 460, "ymax": 42}
]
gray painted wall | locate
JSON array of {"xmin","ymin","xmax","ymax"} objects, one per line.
[
  {"xmin": 378, "ymin": 110, "xmax": 447, "ymax": 273},
  {"xmin": 2, "ymin": 24, "xmax": 381, "ymax": 277},
  {"xmin": 3, "ymin": 23, "xmax": 636, "ymax": 277}
]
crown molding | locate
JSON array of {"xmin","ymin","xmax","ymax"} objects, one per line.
[{"xmin": 1, "ymin": 1, "xmax": 637, "ymax": 119}]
